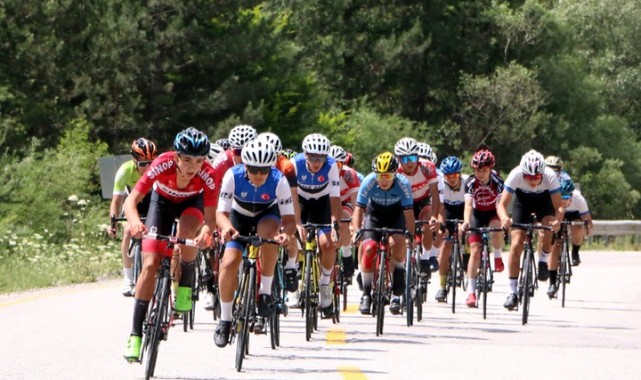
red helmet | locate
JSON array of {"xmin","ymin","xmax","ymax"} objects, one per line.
[{"xmin": 471, "ymin": 149, "xmax": 495, "ymax": 169}]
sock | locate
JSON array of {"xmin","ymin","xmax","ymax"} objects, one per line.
[
  {"xmin": 430, "ymin": 247, "xmax": 439, "ymax": 258},
  {"xmin": 391, "ymin": 259, "xmax": 404, "ymax": 270},
  {"xmin": 179, "ymin": 260, "xmax": 196, "ymax": 288},
  {"xmin": 549, "ymin": 270, "xmax": 557, "ymax": 285},
  {"xmin": 509, "ymin": 278, "xmax": 518, "ymax": 294},
  {"xmin": 468, "ymin": 278, "xmax": 477, "ymax": 293},
  {"xmin": 286, "ymin": 257, "xmax": 297, "ymax": 269},
  {"xmin": 123, "ymin": 268, "xmax": 134, "ymax": 284},
  {"xmin": 493, "ymin": 248, "xmax": 502, "ymax": 259},
  {"xmin": 539, "ymin": 250, "xmax": 550, "ymax": 264},
  {"xmin": 362, "ymin": 272, "xmax": 373, "ymax": 289},
  {"xmin": 260, "ymin": 275, "xmax": 273, "ymax": 295},
  {"xmin": 420, "ymin": 245, "xmax": 431, "ymax": 260},
  {"xmin": 440, "ymin": 275, "xmax": 447, "ymax": 288},
  {"xmin": 572, "ymin": 244, "xmax": 581, "ymax": 256},
  {"xmin": 341, "ymin": 246, "xmax": 352, "ymax": 258},
  {"xmin": 131, "ymin": 299, "xmax": 150, "ymax": 337},
  {"xmin": 221, "ymin": 301, "xmax": 233, "ymax": 322},
  {"xmin": 320, "ymin": 266, "xmax": 332, "ymax": 286}
]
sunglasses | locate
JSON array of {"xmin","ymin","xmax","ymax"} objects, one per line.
[
  {"xmin": 232, "ymin": 148, "xmax": 242, "ymax": 156},
  {"xmin": 306, "ymin": 154, "xmax": 327, "ymax": 163},
  {"xmin": 246, "ymin": 165, "xmax": 270, "ymax": 175},
  {"xmin": 376, "ymin": 172, "xmax": 395, "ymax": 181},
  {"xmin": 444, "ymin": 173, "xmax": 460, "ymax": 179},
  {"xmin": 523, "ymin": 173, "xmax": 542, "ymax": 181},
  {"xmin": 561, "ymin": 194, "xmax": 572, "ymax": 200},
  {"xmin": 137, "ymin": 161, "xmax": 152, "ymax": 168},
  {"xmin": 399, "ymin": 155, "xmax": 418, "ymax": 164}
]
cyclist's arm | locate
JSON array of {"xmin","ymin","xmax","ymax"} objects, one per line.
[
  {"xmin": 196, "ymin": 206, "xmax": 217, "ymax": 246},
  {"xmin": 123, "ymin": 189, "xmax": 147, "ymax": 236},
  {"xmin": 291, "ymin": 187, "xmax": 302, "ymax": 226},
  {"xmin": 108, "ymin": 194, "xmax": 126, "ymax": 237},
  {"xmin": 404, "ymin": 208, "xmax": 415, "ymax": 240},
  {"xmin": 352, "ymin": 206, "xmax": 365, "ymax": 234},
  {"xmin": 497, "ymin": 189, "xmax": 512, "ymax": 228},
  {"xmin": 463, "ymin": 196, "xmax": 473, "ymax": 230},
  {"xmin": 550, "ymin": 191, "xmax": 564, "ymax": 231},
  {"xmin": 429, "ymin": 182, "xmax": 440, "ymax": 221}
]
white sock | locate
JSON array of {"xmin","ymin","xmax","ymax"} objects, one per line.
[
  {"xmin": 468, "ymin": 278, "xmax": 477, "ymax": 293},
  {"xmin": 260, "ymin": 275, "xmax": 273, "ymax": 295},
  {"xmin": 320, "ymin": 267, "xmax": 332, "ymax": 286},
  {"xmin": 539, "ymin": 250, "xmax": 550, "ymax": 264},
  {"xmin": 221, "ymin": 301, "xmax": 233, "ymax": 321},
  {"xmin": 493, "ymin": 248, "xmax": 502, "ymax": 259},
  {"xmin": 509, "ymin": 279, "xmax": 518, "ymax": 294},
  {"xmin": 420, "ymin": 245, "xmax": 431, "ymax": 260},
  {"xmin": 362, "ymin": 272, "xmax": 374, "ymax": 289},
  {"xmin": 286, "ymin": 257, "xmax": 297, "ymax": 269},
  {"xmin": 430, "ymin": 247, "xmax": 439, "ymax": 258},
  {"xmin": 341, "ymin": 246, "xmax": 352, "ymax": 258},
  {"xmin": 123, "ymin": 268, "xmax": 134, "ymax": 285}
]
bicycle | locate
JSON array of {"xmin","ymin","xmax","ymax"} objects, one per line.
[
  {"xmin": 444, "ymin": 219, "xmax": 467, "ymax": 314},
  {"xmin": 227, "ymin": 234, "xmax": 279, "ymax": 372},
  {"xmin": 510, "ymin": 219, "xmax": 553, "ymax": 325},
  {"xmin": 111, "ymin": 216, "xmax": 144, "ymax": 287},
  {"xmin": 466, "ymin": 226, "xmax": 505, "ymax": 319},
  {"xmin": 355, "ymin": 227, "xmax": 411, "ymax": 336},
  {"xmin": 267, "ymin": 246, "xmax": 289, "ymax": 349},
  {"xmin": 298, "ymin": 223, "xmax": 336, "ymax": 341},
  {"xmin": 332, "ymin": 218, "xmax": 352, "ymax": 323},
  {"xmin": 138, "ymin": 232, "xmax": 197, "ymax": 380},
  {"xmin": 183, "ymin": 243, "xmax": 219, "ymax": 331},
  {"xmin": 553, "ymin": 220, "xmax": 584, "ymax": 307},
  {"xmin": 404, "ymin": 220, "xmax": 434, "ymax": 325}
]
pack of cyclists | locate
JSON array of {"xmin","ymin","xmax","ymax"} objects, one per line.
[{"xmin": 114, "ymin": 128, "xmax": 593, "ymax": 363}]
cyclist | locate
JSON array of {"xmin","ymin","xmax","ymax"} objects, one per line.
[
  {"xmin": 353, "ymin": 152, "xmax": 415, "ymax": 315},
  {"xmin": 122, "ymin": 127, "xmax": 218, "ymax": 361},
  {"xmin": 213, "ymin": 139, "xmax": 295, "ymax": 347},
  {"xmin": 329, "ymin": 145, "xmax": 360, "ymax": 278},
  {"xmin": 434, "ymin": 156, "xmax": 468, "ymax": 302},
  {"xmin": 547, "ymin": 177, "xmax": 593, "ymax": 297},
  {"xmin": 287, "ymin": 133, "xmax": 341, "ymax": 318},
  {"xmin": 497, "ymin": 149, "xmax": 563, "ymax": 310},
  {"xmin": 460, "ymin": 148, "xmax": 505, "ymax": 307},
  {"xmin": 108, "ymin": 138, "xmax": 158, "ymax": 296},
  {"xmin": 345, "ymin": 151, "xmax": 365, "ymax": 183},
  {"xmin": 544, "ymin": 155, "xmax": 572, "ymax": 181},
  {"xmin": 207, "ymin": 143, "xmax": 225, "ymax": 164},
  {"xmin": 394, "ymin": 138, "xmax": 441, "ymax": 274},
  {"xmin": 215, "ymin": 138, "xmax": 231, "ymax": 151}
]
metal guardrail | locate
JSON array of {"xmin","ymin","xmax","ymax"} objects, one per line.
[{"xmin": 591, "ymin": 220, "xmax": 641, "ymax": 236}]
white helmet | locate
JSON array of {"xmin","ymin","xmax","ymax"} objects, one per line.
[
  {"xmin": 417, "ymin": 142, "xmax": 432, "ymax": 160},
  {"xmin": 329, "ymin": 145, "xmax": 347, "ymax": 162},
  {"xmin": 520, "ymin": 149, "xmax": 545, "ymax": 175},
  {"xmin": 394, "ymin": 137, "xmax": 419, "ymax": 156},
  {"xmin": 430, "ymin": 152, "xmax": 438, "ymax": 164},
  {"xmin": 207, "ymin": 143, "xmax": 225, "ymax": 163},
  {"xmin": 228, "ymin": 125, "xmax": 257, "ymax": 149},
  {"xmin": 241, "ymin": 139, "xmax": 277, "ymax": 167},
  {"xmin": 256, "ymin": 132, "xmax": 282, "ymax": 152},
  {"xmin": 302, "ymin": 133, "xmax": 330, "ymax": 155}
]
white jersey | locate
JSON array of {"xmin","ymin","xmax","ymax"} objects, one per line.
[
  {"xmin": 564, "ymin": 190, "xmax": 590, "ymax": 215},
  {"xmin": 439, "ymin": 174, "xmax": 468, "ymax": 206},
  {"xmin": 504, "ymin": 166, "xmax": 560, "ymax": 195}
]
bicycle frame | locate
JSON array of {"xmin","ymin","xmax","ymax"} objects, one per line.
[
  {"xmin": 444, "ymin": 219, "xmax": 466, "ymax": 314},
  {"xmin": 467, "ymin": 226, "xmax": 504, "ymax": 319}
]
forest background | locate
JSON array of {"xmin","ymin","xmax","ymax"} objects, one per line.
[{"xmin": 1, "ymin": 0, "xmax": 640, "ymax": 291}]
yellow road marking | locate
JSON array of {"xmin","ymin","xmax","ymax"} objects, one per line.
[
  {"xmin": 344, "ymin": 303, "xmax": 358, "ymax": 313},
  {"xmin": 326, "ymin": 327, "xmax": 346, "ymax": 345},
  {"xmin": 338, "ymin": 366, "xmax": 368, "ymax": 379}
]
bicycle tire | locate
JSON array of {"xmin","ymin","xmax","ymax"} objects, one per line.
[
  {"xmin": 235, "ymin": 265, "xmax": 255, "ymax": 372},
  {"xmin": 521, "ymin": 247, "xmax": 532, "ymax": 325},
  {"xmin": 341, "ymin": 280, "xmax": 349, "ymax": 312},
  {"xmin": 481, "ymin": 254, "xmax": 490, "ymax": 320},
  {"xmin": 404, "ymin": 248, "xmax": 413, "ymax": 327},
  {"xmin": 270, "ymin": 266, "xmax": 282, "ymax": 349},
  {"xmin": 132, "ymin": 242, "xmax": 142, "ymax": 286},
  {"xmin": 415, "ymin": 259, "xmax": 423, "ymax": 321},
  {"xmin": 451, "ymin": 239, "xmax": 460, "ymax": 314},
  {"xmin": 375, "ymin": 250, "xmax": 386, "ymax": 336},
  {"xmin": 145, "ymin": 274, "xmax": 169, "ymax": 380},
  {"xmin": 560, "ymin": 239, "xmax": 569, "ymax": 308},
  {"xmin": 304, "ymin": 249, "xmax": 313, "ymax": 341}
]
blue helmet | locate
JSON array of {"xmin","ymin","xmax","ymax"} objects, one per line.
[
  {"xmin": 440, "ymin": 156, "xmax": 463, "ymax": 175},
  {"xmin": 174, "ymin": 127, "xmax": 210, "ymax": 156},
  {"xmin": 560, "ymin": 177, "xmax": 575, "ymax": 198}
]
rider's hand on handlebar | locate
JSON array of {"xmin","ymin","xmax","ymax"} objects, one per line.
[
  {"xmin": 129, "ymin": 221, "xmax": 147, "ymax": 238},
  {"xmin": 550, "ymin": 219, "xmax": 561, "ymax": 233},
  {"xmin": 273, "ymin": 233, "xmax": 290, "ymax": 246},
  {"xmin": 107, "ymin": 225, "xmax": 117, "ymax": 239},
  {"xmin": 221, "ymin": 226, "xmax": 239, "ymax": 242},
  {"xmin": 500, "ymin": 216, "xmax": 512, "ymax": 229}
]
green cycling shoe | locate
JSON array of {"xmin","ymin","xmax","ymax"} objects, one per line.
[
  {"xmin": 174, "ymin": 286, "xmax": 192, "ymax": 312},
  {"xmin": 123, "ymin": 335, "xmax": 142, "ymax": 362}
]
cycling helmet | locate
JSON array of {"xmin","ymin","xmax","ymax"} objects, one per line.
[
  {"xmin": 302, "ymin": 133, "xmax": 330, "ymax": 155},
  {"xmin": 282, "ymin": 148, "xmax": 297, "ymax": 159},
  {"xmin": 256, "ymin": 132, "xmax": 283, "ymax": 153},
  {"xmin": 241, "ymin": 139, "xmax": 277, "ymax": 167},
  {"xmin": 173, "ymin": 127, "xmax": 210, "ymax": 156},
  {"xmin": 371, "ymin": 152, "xmax": 398, "ymax": 173},
  {"xmin": 440, "ymin": 156, "xmax": 463, "ymax": 175},
  {"xmin": 329, "ymin": 145, "xmax": 348, "ymax": 162},
  {"xmin": 215, "ymin": 138, "xmax": 230, "ymax": 151},
  {"xmin": 471, "ymin": 149, "xmax": 496, "ymax": 169},
  {"xmin": 394, "ymin": 137, "xmax": 419, "ymax": 156},
  {"xmin": 228, "ymin": 125, "xmax": 257, "ymax": 149},
  {"xmin": 545, "ymin": 155, "xmax": 563, "ymax": 169},
  {"xmin": 520, "ymin": 149, "xmax": 546, "ymax": 175},
  {"xmin": 431, "ymin": 152, "xmax": 438, "ymax": 164},
  {"xmin": 560, "ymin": 177, "xmax": 575, "ymax": 197},
  {"xmin": 208, "ymin": 143, "xmax": 225, "ymax": 162},
  {"xmin": 130, "ymin": 138, "xmax": 157, "ymax": 161},
  {"xmin": 417, "ymin": 142, "xmax": 433, "ymax": 160}
]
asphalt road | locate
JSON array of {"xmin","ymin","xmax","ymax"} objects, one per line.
[{"xmin": 1, "ymin": 251, "xmax": 640, "ymax": 380}]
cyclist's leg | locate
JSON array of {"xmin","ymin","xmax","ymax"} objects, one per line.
[
  {"xmin": 121, "ymin": 223, "xmax": 135, "ymax": 296},
  {"xmin": 504, "ymin": 227, "xmax": 525, "ymax": 309},
  {"xmin": 547, "ymin": 231, "xmax": 562, "ymax": 297},
  {"xmin": 318, "ymin": 230, "xmax": 337, "ymax": 310},
  {"xmin": 466, "ymin": 239, "xmax": 482, "ymax": 307},
  {"xmin": 570, "ymin": 216, "xmax": 585, "ymax": 265},
  {"xmin": 257, "ymin": 214, "xmax": 281, "ymax": 318},
  {"xmin": 339, "ymin": 206, "xmax": 355, "ymax": 277},
  {"xmin": 389, "ymin": 234, "xmax": 407, "ymax": 314},
  {"xmin": 418, "ymin": 204, "xmax": 438, "ymax": 271},
  {"xmin": 215, "ymin": 245, "xmax": 243, "ymax": 347},
  {"xmin": 173, "ymin": 206, "xmax": 203, "ymax": 312},
  {"xmin": 489, "ymin": 218, "xmax": 504, "ymax": 272},
  {"xmin": 436, "ymin": 238, "xmax": 452, "ymax": 301}
]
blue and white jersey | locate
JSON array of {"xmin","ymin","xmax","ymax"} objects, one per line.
[
  {"xmin": 439, "ymin": 174, "xmax": 468, "ymax": 207},
  {"xmin": 290, "ymin": 153, "xmax": 341, "ymax": 200},
  {"xmin": 356, "ymin": 173, "xmax": 414, "ymax": 212},
  {"xmin": 564, "ymin": 190, "xmax": 590, "ymax": 215},
  {"xmin": 504, "ymin": 166, "xmax": 560, "ymax": 196},
  {"xmin": 218, "ymin": 164, "xmax": 294, "ymax": 217}
]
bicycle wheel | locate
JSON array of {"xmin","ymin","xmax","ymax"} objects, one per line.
[
  {"xmin": 560, "ymin": 240, "xmax": 570, "ymax": 308},
  {"xmin": 480, "ymin": 255, "xmax": 490, "ymax": 320},
  {"xmin": 521, "ymin": 248, "xmax": 532, "ymax": 325},
  {"xmin": 145, "ymin": 275, "xmax": 170, "ymax": 380},
  {"xmin": 451, "ymin": 240, "xmax": 460, "ymax": 314},
  {"xmin": 404, "ymin": 249, "xmax": 414, "ymax": 327},
  {"xmin": 375, "ymin": 251, "xmax": 386, "ymax": 336},
  {"xmin": 132, "ymin": 242, "xmax": 142, "ymax": 286},
  {"xmin": 270, "ymin": 267, "xmax": 282, "ymax": 349},
  {"xmin": 415, "ymin": 261, "xmax": 423, "ymax": 322},
  {"xmin": 304, "ymin": 250, "xmax": 313, "ymax": 341},
  {"xmin": 235, "ymin": 266, "xmax": 255, "ymax": 372}
]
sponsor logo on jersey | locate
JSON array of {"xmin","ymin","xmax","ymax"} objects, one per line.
[
  {"xmin": 261, "ymin": 193, "xmax": 270, "ymax": 201},
  {"xmin": 318, "ymin": 175, "xmax": 326, "ymax": 182},
  {"xmin": 301, "ymin": 175, "xmax": 307, "ymax": 181},
  {"xmin": 147, "ymin": 160, "xmax": 174, "ymax": 179},
  {"xmin": 197, "ymin": 169, "xmax": 216, "ymax": 191},
  {"xmin": 157, "ymin": 182, "xmax": 201, "ymax": 198},
  {"xmin": 241, "ymin": 191, "xmax": 248, "ymax": 198},
  {"xmin": 220, "ymin": 191, "xmax": 233, "ymax": 199}
]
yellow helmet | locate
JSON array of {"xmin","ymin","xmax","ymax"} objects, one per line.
[{"xmin": 371, "ymin": 152, "xmax": 398, "ymax": 173}]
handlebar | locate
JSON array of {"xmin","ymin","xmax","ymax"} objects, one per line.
[
  {"xmin": 466, "ymin": 227, "xmax": 506, "ymax": 234},
  {"xmin": 234, "ymin": 235, "xmax": 280, "ymax": 247},
  {"xmin": 354, "ymin": 227, "xmax": 412, "ymax": 243},
  {"xmin": 143, "ymin": 233, "xmax": 198, "ymax": 247},
  {"xmin": 510, "ymin": 223, "xmax": 553, "ymax": 231}
]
